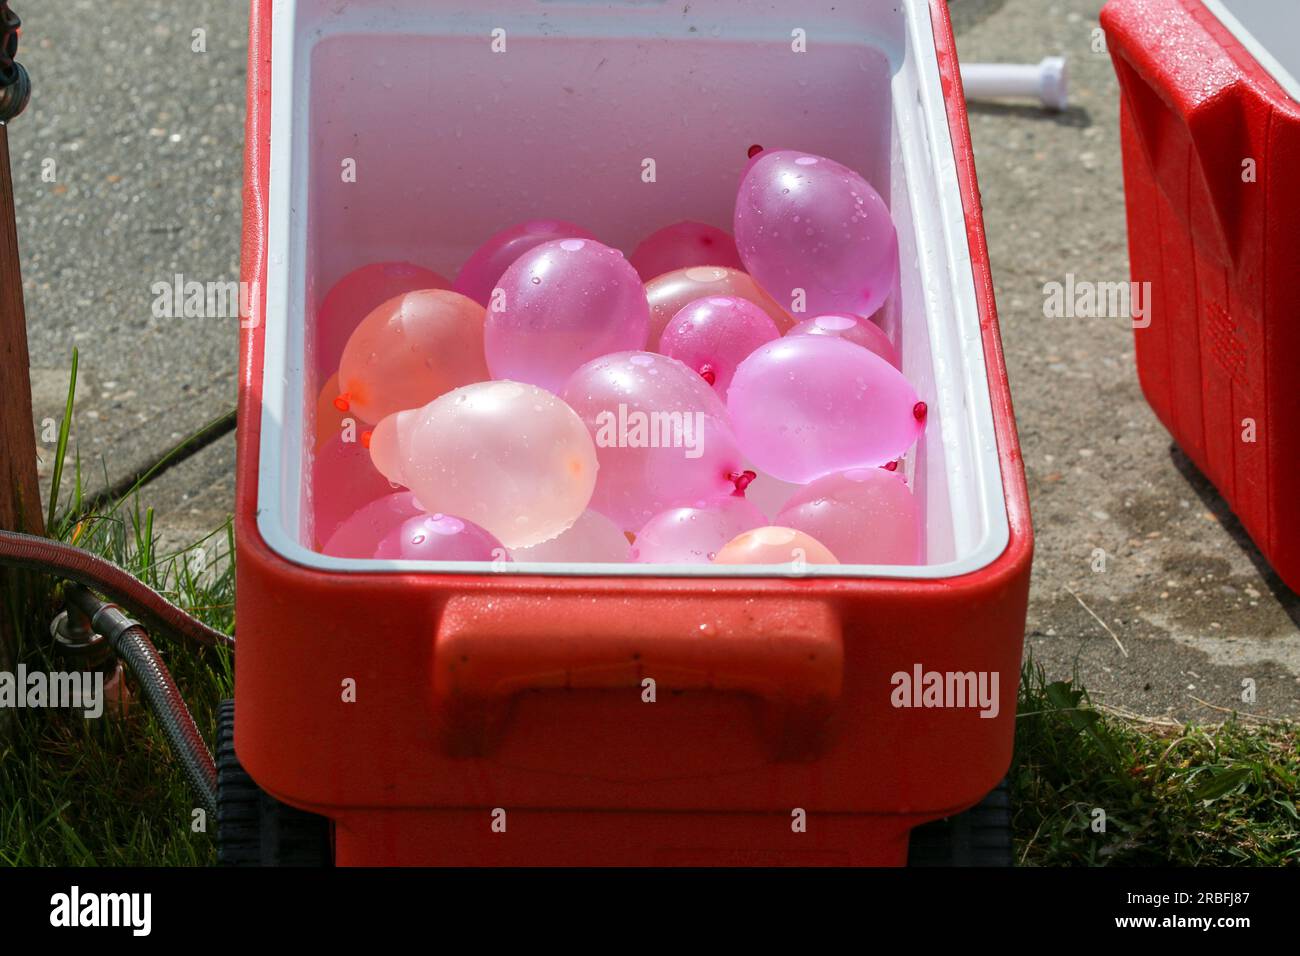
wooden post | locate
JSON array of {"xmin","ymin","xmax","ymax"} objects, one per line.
[{"xmin": 0, "ymin": 120, "xmax": 45, "ymax": 715}]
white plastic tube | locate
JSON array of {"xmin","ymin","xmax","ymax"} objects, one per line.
[{"xmin": 960, "ymin": 56, "xmax": 1069, "ymax": 111}]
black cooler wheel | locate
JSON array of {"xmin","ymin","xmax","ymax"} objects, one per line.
[
  {"xmin": 215, "ymin": 699, "xmax": 332, "ymax": 866},
  {"xmin": 907, "ymin": 778, "xmax": 1013, "ymax": 866}
]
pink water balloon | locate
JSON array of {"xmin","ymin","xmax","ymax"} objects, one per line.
[
  {"xmin": 739, "ymin": 465, "xmax": 805, "ymax": 520},
  {"xmin": 787, "ymin": 313, "xmax": 900, "ymax": 369},
  {"xmin": 712, "ymin": 526, "xmax": 840, "ymax": 566},
  {"xmin": 321, "ymin": 491, "xmax": 422, "ymax": 558},
  {"xmin": 367, "ymin": 408, "xmax": 415, "ymax": 487},
  {"xmin": 316, "ymin": 262, "xmax": 451, "ymax": 380},
  {"xmin": 658, "ymin": 295, "xmax": 781, "ymax": 394},
  {"xmin": 735, "ymin": 149, "xmax": 898, "ymax": 318},
  {"xmin": 727, "ymin": 334, "xmax": 924, "ymax": 483},
  {"xmin": 382, "ymin": 381, "xmax": 597, "ymax": 549},
  {"xmin": 337, "ymin": 289, "xmax": 488, "ymax": 424},
  {"xmin": 454, "ymin": 219, "xmax": 596, "ymax": 306},
  {"xmin": 312, "ymin": 433, "xmax": 395, "ymax": 547},
  {"xmin": 645, "ymin": 265, "xmax": 794, "ymax": 344},
  {"xmin": 776, "ymin": 467, "xmax": 921, "ymax": 565},
  {"xmin": 485, "ymin": 238, "xmax": 649, "ymax": 393},
  {"xmin": 628, "ymin": 221, "xmax": 744, "ymax": 282},
  {"xmin": 509, "ymin": 509, "xmax": 631, "ymax": 563},
  {"xmin": 631, "ymin": 496, "xmax": 767, "ymax": 564},
  {"xmin": 561, "ymin": 351, "xmax": 745, "ymax": 531}
]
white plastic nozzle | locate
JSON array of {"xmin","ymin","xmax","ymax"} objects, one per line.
[{"xmin": 960, "ymin": 56, "xmax": 1069, "ymax": 111}]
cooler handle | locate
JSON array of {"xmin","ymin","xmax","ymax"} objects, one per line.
[{"xmin": 432, "ymin": 592, "xmax": 843, "ymax": 758}]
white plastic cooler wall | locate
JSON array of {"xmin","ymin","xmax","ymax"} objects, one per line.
[
  {"xmin": 1202, "ymin": 0, "xmax": 1300, "ymax": 101},
  {"xmin": 257, "ymin": 0, "xmax": 1010, "ymax": 578}
]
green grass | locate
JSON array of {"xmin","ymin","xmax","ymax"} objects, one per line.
[
  {"xmin": 1013, "ymin": 661, "xmax": 1300, "ymax": 866},
  {"xmin": 0, "ymin": 352, "xmax": 233, "ymax": 865},
  {"xmin": 1, "ymin": 354, "xmax": 1296, "ymax": 865}
]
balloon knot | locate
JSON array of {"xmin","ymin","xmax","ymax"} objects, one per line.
[{"xmin": 729, "ymin": 469, "xmax": 757, "ymax": 497}]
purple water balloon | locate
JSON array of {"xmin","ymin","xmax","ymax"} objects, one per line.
[
  {"xmin": 321, "ymin": 491, "xmax": 506, "ymax": 561},
  {"xmin": 727, "ymin": 334, "xmax": 924, "ymax": 483},
  {"xmin": 658, "ymin": 295, "xmax": 781, "ymax": 395},
  {"xmin": 787, "ymin": 313, "xmax": 900, "ymax": 369},
  {"xmin": 734, "ymin": 149, "xmax": 898, "ymax": 318},
  {"xmin": 486, "ymin": 238, "xmax": 650, "ymax": 393},
  {"xmin": 561, "ymin": 351, "xmax": 745, "ymax": 531},
  {"xmin": 631, "ymin": 496, "xmax": 767, "ymax": 564},
  {"xmin": 453, "ymin": 219, "xmax": 596, "ymax": 307},
  {"xmin": 776, "ymin": 467, "xmax": 921, "ymax": 565},
  {"xmin": 379, "ymin": 509, "xmax": 506, "ymax": 562}
]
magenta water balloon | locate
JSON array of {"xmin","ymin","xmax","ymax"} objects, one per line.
[
  {"xmin": 561, "ymin": 351, "xmax": 744, "ymax": 531},
  {"xmin": 631, "ymin": 496, "xmax": 766, "ymax": 564},
  {"xmin": 485, "ymin": 238, "xmax": 650, "ymax": 393},
  {"xmin": 453, "ymin": 219, "xmax": 596, "ymax": 307},
  {"xmin": 312, "ymin": 433, "xmax": 395, "ymax": 547},
  {"xmin": 509, "ymin": 509, "xmax": 631, "ymax": 563},
  {"xmin": 727, "ymin": 334, "xmax": 924, "ymax": 483},
  {"xmin": 787, "ymin": 313, "xmax": 900, "ymax": 369},
  {"xmin": 776, "ymin": 467, "xmax": 921, "ymax": 565},
  {"xmin": 379, "ymin": 509, "xmax": 506, "ymax": 562},
  {"xmin": 658, "ymin": 295, "xmax": 781, "ymax": 395},
  {"xmin": 734, "ymin": 149, "xmax": 898, "ymax": 318},
  {"xmin": 321, "ymin": 492, "xmax": 422, "ymax": 558},
  {"xmin": 628, "ymin": 221, "xmax": 743, "ymax": 282},
  {"xmin": 389, "ymin": 380, "xmax": 597, "ymax": 548}
]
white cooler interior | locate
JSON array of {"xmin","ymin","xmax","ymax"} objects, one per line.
[
  {"xmin": 1203, "ymin": 0, "xmax": 1300, "ymax": 102},
  {"xmin": 257, "ymin": 0, "xmax": 1010, "ymax": 578}
]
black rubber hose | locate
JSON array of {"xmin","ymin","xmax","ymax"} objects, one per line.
[
  {"xmin": 0, "ymin": 529, "xmax": 233, "ymax": 650},
  {"xmin": 66, "ymin": 585, "xmax": 218, "ymax": 818}
]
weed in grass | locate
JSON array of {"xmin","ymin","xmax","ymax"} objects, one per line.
[{"xmin": 1012, "ymin": 658, "xmax": 1300, "ymax": 866}]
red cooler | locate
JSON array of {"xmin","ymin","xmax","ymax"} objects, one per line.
[
  {"xmin": 1103, "ymin": 0, "xmax": 1300, "ymax": 592},
  {"xmin": 234, "ymin": 0, "xmax": 1032, "ymax": 865}
]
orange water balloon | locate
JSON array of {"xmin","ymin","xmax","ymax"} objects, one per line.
[
  {"xmin": 645, "ymin": 266, "xmax": 793, "ymax": 345},
  {"xmin": 337, "ymin": 289, "xmax": 488, "ymax": 424},
  {"xmin": 712, "ymin": 525, "xmax": 839, "ymax": 566}
]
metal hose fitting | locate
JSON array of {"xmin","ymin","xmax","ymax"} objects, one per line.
[{"xmin": 65, "ymin": 585, "xmax": 219, "ymax": 818}]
